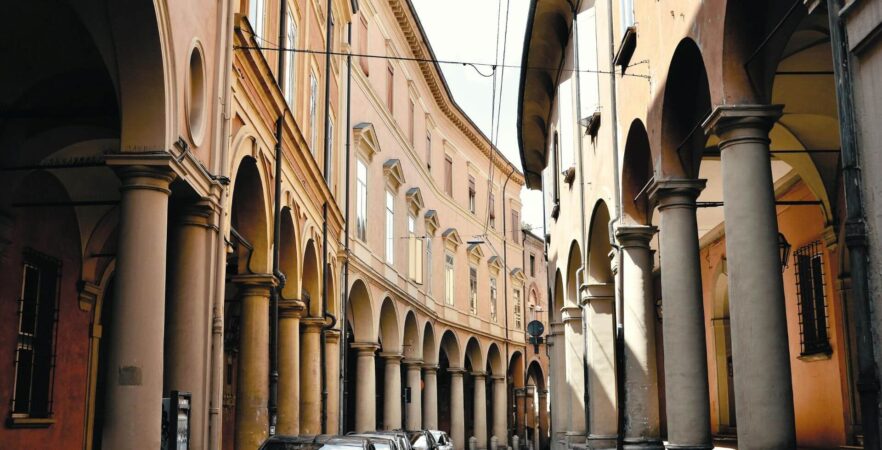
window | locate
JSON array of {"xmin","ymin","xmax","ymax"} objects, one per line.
[
  {"xmin": 408, "ymin": 215, "xmax": 423, "ymax": 283},
  {"xmin": 248, "ymin": 0, "xmax": 266, "ymax": 45},
  {"xmin": 489, "ymin": 192, "xmax": 496, "ymax": 229},
  {"xmin": 490, "ymin": 278, "xmax": 498, "ymax": 322},
  {"xmin": 385, "ymin": 191, "xmax": 395, "ymax": 264},
  {"xmin": 408, "ymin": 100, "xmax": 415, "ymax": 145},
  {"xmin": 552, "ymin": 132, "xmax": 561, "ymax": 204},
  {"xmin": 284, "ymin": 13, "xmax": 297, "ymax": 108},
  {"xmin": 425, "ymin": 132, "xmax": 432, "ymax": 169},
  {"xmin": 530, "ymin": 254, "xmax": 536, "ymax": 277},
  {"xmin": 620, "ymin": 0, "xmax": 635, "ymax": 35},
  {"xmin": 468, "ymin": 176, "xmax": 476, "ymax": 214},
  {"xmin": 514, "ymin": 288, "xmax": 522, "ymax": 329},
  {"xmin": 444, "ymin": 155, "xmax": 453, "ymax": 196},
  {"xmin": 426, "ymin": 236, "xmax": 433, "ymax": 294},
  {"xmin": 356, "ymin": 159, "xmax": 368, "ymax": 241},
  {"xmin": 795, "ymin": 241, "xmax": 831, "ymax": 355},
  {"xmin": 445, "ymin": 253, "xmax": 455, "ymax": 306},
  {"xmin": 328, "ymin": 119, "xmax": 335, "ymax": 184},
  {"xmin": 469, "ymin": 266, "xmax": 478, "ymax": 314},
  {"xmin": 511, "ymin": 210, "xmax": 520, "ymax": 241},
  {"xmin": 359, "ymin": 14, "xmax": 370, "ymax": 75},
  {"xmin": 386, "ymin": 63, "xmax": 395, "ymax": 113},
  {"xmin": 309, "ymin": 73, "xmax": 318, "ymax": 154},
  {"xmin": 11, "ymin": 250, "xmax": 60, "ymax": 419}
]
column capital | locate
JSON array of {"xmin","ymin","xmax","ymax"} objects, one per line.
[
  {"xmin": 232, "ymin": 273, "xmax": 278, "ymax": 296},
  {"xmin": 538, "ymin": 389, "xmax": 549, "ymax": 397},
  {"xmin": 447, "ymin": 367, "xmax": 467, "ymax": 377},
  {"xmin": 549, "ymin": 321, "xmax": 565, "ymax": 336},
  {"xmin": 491, "ymin": 375, "xmax": 506, "ymax": 382},
  {"xmin": 702, "ymin": 104, "xmax": 783, "ymax": 138},
  {"xmin": 379, "ymin": 352, "xmax": 404, "ymax": 362},
  {"xmin": 351, "ymin": 341, "xmax": 380, "ymax": 355},
  {"xmin": 581, "ymin": 282, "xmax": 615, "ymax": 306},
  {"xmin": 648, "ymin": 178, "xmax": 706, "ymax": 210},
  {"xmin": 403, "ymin": 358, "xmax": 424, "ymax": 367},
  {"xmin": 175, "ymin": 201, "xmax": 215, "ymax": 228},
  {"xmin": 615, "ymin": 225, "xmax": 658, "ymax": 248},
  {"xmin": 560, "ymin": 305, "xmax": 582, "ymax": 322},
  {"xmin": 301, "ymin": 317, "xmax": 325, "ymax": 333},
  {"xmin": 278, "ymin": 299, "xmax": 306, "ymax": 318},
  {"xmin": 113, "ymin": 164, "xmax": 177, "ymax": 194},
  {"xmin": 325, "ymin": 329, "xmax": 341, "ymax": 343},
  {"xmin": 471, "ymin": 371, "xmax": 488, "ymax": 379},
  {"xmin": 422, "ymin": 364, "xmax": 440, "ymax": 372}
]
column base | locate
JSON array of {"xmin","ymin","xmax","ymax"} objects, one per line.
[
  {"xmin": 664, "ymin": 445, "xmax": 713, "ymax": 450},
  {"xmin": 585, "ymin": 434, "xmax": 616, "ymax": 450},
  {"xmin": 622, "ymin": 439, "xmax": 664, "ymax": 450}
]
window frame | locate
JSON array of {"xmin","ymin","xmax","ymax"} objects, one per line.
[
  {"xmin": 469, "ymin": 266, "xmax": 478, "ymax": 314},
  {"xmin": 468, "ymin": 176, "xmax": 476, "ymax": 214},
  {"xmin": 248, "ymin": 0, "xmax": 266, "ymax": 46},
  {"xmin": 10, "ymin": 249, "xmax": 61, "ymax": 422},
  {"xmin": 426, "ymin": 236, "xmax": 433, "ymax": 294},
  {"xmin": 356, "ymin": 158, "xmax": 368, "ymax": 241},
  {"xmin": 445, "ymin": 252, "xmax": 455, "ymax": 306},
  {"xmin": 794, "ymin": 241, "xmax": 831, "ymax": 356},
  {"xmin": 385, "ymin": 190, "xmax": 395, "ymax": 265},
  {"xmin": 444, "ymin": 155, "xmax": 453, "ymax": 196},
  {"xmin": 284, "ymin": 12, "xmax": 298, "ymax": 108},
  {"xmin": 490, "ymin": 277, "xmax": 498, "ymax": 322},
  {"xmin": 309, "ymin": 71, "xmax": 319, "ymax": 155},
  {"xmin": 386, "ymin": 63, "xmax": 395, "ymax": 113},
  {"xmin": 513, "ymin": 288, "xmax": 522, "ymax": 329}
]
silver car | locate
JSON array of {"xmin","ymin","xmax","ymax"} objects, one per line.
[{"xmin": 428, "ymin": 431, "xmax": 453, "ymax": 450}]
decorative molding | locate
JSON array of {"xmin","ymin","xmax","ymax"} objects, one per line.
[
  {"xmin": 424, "ymin": 209, "xmax": 440, "ymax": 235},
  {"xmin": 442, "ymin": 227, "xmax": 462, "ymax": 250},
  {"xmin": 353, "ymin": 122, "xmax": 382, "ymax": 161},
  {"xmin": 383, "ymin": 158, "xmax": 406, "ymax": 190},
  {"xmin": 406, "ymin": 187, "xmax": 424, "ymax": 213}
]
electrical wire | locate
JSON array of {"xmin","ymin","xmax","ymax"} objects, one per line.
[{"xmin": 235, "ymin": 35, "xmax": 651, "ymax": 79}]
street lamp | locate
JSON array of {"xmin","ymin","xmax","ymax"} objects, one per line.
[{"xmin": 778, "ymin": 232, "xmax": 791, "ymax": 272}]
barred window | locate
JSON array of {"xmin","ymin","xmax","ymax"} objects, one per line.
[
  {"xmin": 11, "ymin": 249, "xmax": 60, "ymax": 419},
  {"xmin": 795, "ymin": 241, "xmax": 831, "ymax": 356}
]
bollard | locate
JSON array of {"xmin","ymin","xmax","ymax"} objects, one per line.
[
  {"xmin": 490, "ymin": 436, "xmax": 498, "ymax": 450},
  {"xmin": 527, "ymin": 442, "xmax": 533, "ymax": 450},
  {"xmin": 512, "ymin": 435, "xmax": 520, "ymax": 450},
  {"xmin": 469, "ymin": 436, "xmax": 478, "ymax": 450}
]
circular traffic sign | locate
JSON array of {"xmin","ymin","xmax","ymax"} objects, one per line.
[{"xmin": 527, "ymin": 320, "xmax": 545, "ymax": 337}]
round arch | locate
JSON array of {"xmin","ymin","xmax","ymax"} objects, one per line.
[
  {"xmin": 230, "ymin": 157, "xmax": 270, "ymax": 274},
  {"xmin": 423, "ymin": 322, "xmax": 438, "ymax": 365},
  {"xmin": 622, "ymin": 119, "xmax": 654, "ymax": 225},
  {"xmin": 403, "ymin": 311, "xmax": 421, "ymax": 361},
  {"xmin": 587, "ymin": 201, "xmax": 613, "ymax": 285},
  {"xmin": 565, "ymin": 241, "xmax": 583, "ymax": 306},
  {"xmin": 279, "ymin": 208, "xmax": 300, "ymax": 299},
  {"xmin": 347, "ymin": 279, "xmax": 374, "ymax": 342},
  {"xmin": 378, "ymin": 297, "xmax": 401, "ymax": 353},
  {"xmin": 302, "ymin": 239, "xmax": 321, "ymax": 317}
]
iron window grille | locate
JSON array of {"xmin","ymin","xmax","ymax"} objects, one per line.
[
  {"xmin": 794, "ymin": 241, "xmax": 832, "ymax": 356},
  {"xmin": 10, "ymin": 249, "xmax": 61, "ymax": 420}
]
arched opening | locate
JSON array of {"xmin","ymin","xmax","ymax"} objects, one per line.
[
  {"xmin": 438, "ymin": 330, "xmax": 462, "ymax": 438},
  {"xmin": 659, "ymin": 38, "xmax": 712, "ymax": 179},
  {"xmin": 377, "ymin": 297, "xmax": 401, "ymax": 430},
  {"xmin": 712, "ymin": 271, "xmax": 735, "ymax": 435},
  {"xmin": 280, "ymin": 211, "xmax": 300, "ymax": 300},
  {"xmin": 464, "ymin": 338, "xmax": 484, "ymax": 442},
  {"xmin": 587, "ymin": 202, "xmax": 612, "ymax": 285},
  {"xmin": 508, "ymin": 351, "xmax": 525, "ymax": 442},
  {"xmin": 566, "ymin": 241, "xmax": 583, "ymax": 304},
  {"xmin": 526, "ymin": 361, "xmax": 547, "ymax": 450},
  {"xmin": 302, "ymin": 239, "xmax": 321, "ymax": 317},
  {"xmin": 622, "ymin": 120, "xmax": 654, "ymax": 225},
  {"xmin": 343, "ymin": 279, "xmax": 374, "ymax": 433}
]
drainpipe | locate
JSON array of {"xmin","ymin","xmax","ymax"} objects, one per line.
[
  {"xmin": 567, "ymin": 0, "xmax": 592, "ymax": 438},
  {"xmin": 338, "ymin": 21, "xmax": 354, "ymax": 435},
  {"xmin": 501, "ymin": 166, "xmax": 515, "ymax": 444},
  {"xmin": 604, "ymin": 0, "xmax": 625, "ymax": 447},
  {"xmin": 826, "ymin": 1, "xmax": 880, "ymax": 447},
  {"xmin": 267, "ymin": 0, "xmax": 291, "ymax": 434},
  {"xmin": 319, "ymin": 0, "xmax": 337, "ymax": 433},
  {"xmin": 541, "ymin": 175, "xmax": 554, "ymax": 441},
  {"xmin": 208, "ymin": 0, "xmax": 235, "ymax": 447}
]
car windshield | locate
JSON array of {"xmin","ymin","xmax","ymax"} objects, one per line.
[
  {"xmin": 263, "ymin": 443, "xmax": 324, "ymax": 450},
  {"xmin": 410, "ymin": 435, "xmax": 429, "ymax": 449},
  {"xmin": 372, "ymin": 443, "xmax": 392, "ymax": 450}
]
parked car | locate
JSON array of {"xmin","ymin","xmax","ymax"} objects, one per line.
[
  {"xmin": 321, "ymin": 436, "xmax": 378, "ymax": 450},
  {"xmin": 368, "ymin": 430, "xmax": 414, "ymax": 450},
  {"xmin": 348, "ymin": 434, "xmax": 400, "ymax": 450},
  {"xmin": 428, "ymin": 430, "xmax": 453, "ymax": 450},
  {"xmin": 406, "ymin": 430, "xmax": 438, "ymax": 450},
  {"xmin": 259, "ymin": 435, "xmax": 366, "ymax": 450}
]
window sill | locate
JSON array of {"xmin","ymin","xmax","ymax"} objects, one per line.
[
  {"xmin": 798, "ymin": 349, "xmax": 832, "ymax": 362},
  {"xmin": 6, "ymin": 417, "xmax": 55, "ymax": 428}
]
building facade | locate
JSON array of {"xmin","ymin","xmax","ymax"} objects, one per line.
[
  {"xmin": 0, "ymin": 0, "xmax": 546, "ymax": 449},
  {"xmin": 518, "ymin": 0, "xmax": 882, "ymax": 449}
]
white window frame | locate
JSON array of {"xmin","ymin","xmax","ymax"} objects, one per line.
[
  {"xmin": 309, "ymin": 72, "xmax": 319, "ymax": 155},
  {"xmin": 385, "ymin": 190, "xmax": 395, "ymax": 265},
  {"xmin": 490, "ymin": 277, "xmax": 497, "ymax": 322},
  {"xmin": 514, "ymin": 288, "xmax": 522, "ymax": 329},
  {"xmin": 284, "ymin": 13, "xmax": 297, "ymax": 107},
  {"xmin": 249, "ymin": 0, "xmax": 266, "ymax": 45},
  {"xmin": 426, "ymin": 236, "xmax": 433, "ymax": 294},
  {"xmin": 445, "ymin": 252, "xmax": 455, "ymax": 306},
  {"xmin": 469, "ymin": 266, "xmax": 478, "ymax": 314},
  {"xmin": 356, "ymin": 159, "xmax": 368, "ymax": 241}
]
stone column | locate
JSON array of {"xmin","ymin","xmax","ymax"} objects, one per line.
[
  {"xmin": 381, "ymin": 353, "xmax": 403, "ymax": 430},
  {"xmin": 615, "ymin": 226, "xmax": 663, "ymax": 449},
  {"xmin": 165, "ymin": 203, "xmax": 212, "ymax": 450},
  {"xmin": 705, "ymin": 105, "xmax": 796, "ymax": 448},
  {"xmin": 449, "ymin": 368, "xmax": 466, "ymax": 450},
  {"xmin": 300, "ymin": 317, "xmax": 323, "ymax": 434},
  {"xmin": 515, "ymin": 388, "xmax": 526, "ymax": 440},
  {"xmin": 538, "ymin": 389, "xmax": 549, "ymax": 450},
  {"xmin": 423, "ymin": 364, "xmax": 439, "ymax": 429},
  {"xmin": 561, "ymin": 305, "xmax": 586, "ymax": 444},
  {"xmin": 648, "ymin": 178, "xmax": 711, "ymax": 449},
  {"xmin": 233, "ymin": 274, "xmax": 277, "ymax": 450},
  {"xmin": 492, "ymin": 375, "xmax": 508, "ymax": 447},
  {"xmin": 582, "ymin": 284, "xmax": 617, "ymax": 448},
  {"xmin": 277, "ymin": 300, "xmax": 305, "ymax": 435},
  {"xmin": 546, "ymin": 325, "xmax": 567, "ymax": 448},
  {"xmin": 101, "ymin": 166, "xmax": 174, "ymax": 449},
  {"xmin": 352, "ymin": 342, "xmax": 379, "ymax": 432},
  {"xmin": 473, "ymin": 372, "xmax": 488, "ymax": 450},
  {"xmin": 325, "ymin": 330, "xmax": 341, "ymax": 433},
  {"xmin": 405, "ymin": 360, "xmax": 423, "ymax": 430}
]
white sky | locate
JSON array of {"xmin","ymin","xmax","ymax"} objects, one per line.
[{"xmin": 411, "ymin": 0, "xmax": 546, "ymax": 237}]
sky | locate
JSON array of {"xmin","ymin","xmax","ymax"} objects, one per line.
[{"xmin": 411, "ymin": 0, "xmax": 546, "ymax": 237}]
